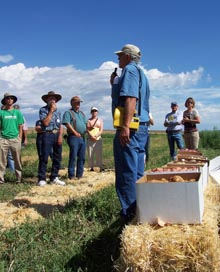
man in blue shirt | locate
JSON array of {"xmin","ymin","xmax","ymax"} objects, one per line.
[
  {"xmin": 62, "ymin": 96, "xmax": 87, "ymax": 180},
  {"xmin": 38, "ymin": 91, "xmax": 65, "ymax": 186},
  {"xmin": 110, "ymin": 44, "xmax": 150, "ymax": 223}
]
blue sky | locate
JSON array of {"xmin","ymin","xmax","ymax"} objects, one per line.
[{"xmin": 0, "ymin": 0, "xmax": 219, "ymax": 130}]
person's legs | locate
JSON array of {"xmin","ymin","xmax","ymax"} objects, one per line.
[
  {"xmin": 38, "ymin": 133, "xmax": 53, "ymax": 181},
  {"xmin": 50, "ymin": 133, "xmax": 62, "ymax": 181},
  {"xmin": 36, "ymin": 134, "xmax": 43, "ymax": 160},
  {"xmin": 174, "ymin": 132, "xmax": 185, "ymax": 150},
  {"xmin": 95, "ymin": 138, "xmax": 103, "ymax": 168},
  {"xmin": 183, "ymin": 133, "xmax": 191, "ymax": 149},
  {"xmin": 67, "ymin": 135, "xmax": 79, "ymax": 179},
  {"xmin": 191, "ymin": 131, "xmax": 200, "ymax": 149},
  {"xmin": 167, "ymin": 133, "xmax": 175, "ymax": 159},
  {"xmin": 76, "ymin": 138, "xmax": 86, "ymax": 178},
  {"xmin": 0, "ymin": 138, "xmax": 9, "ymax": 182},
  {"xmin": 144, "ymin": 133, "xmax": 150, "ymax": 164},
  {"xmin": 114, "ymin": 126, "xmax": 148, "ymax": 218},
  {"xmin": 87, "ymin": 139, "xmax": 95, "ymax": 169},
  {"xmin": 136, "ymin": 126, "xmax": 148, "ymax": 179},
  {"xmin": 10, "ymin": 137, "xmax": 22, "ymax": 181},
  {"xmin": 7, "ymin": 149, "xmax": 15, "ymax": 172}
]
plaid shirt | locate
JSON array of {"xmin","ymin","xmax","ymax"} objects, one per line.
[{"xmin": 39, "ymin": 105, "xmax": 62, "ymax": 131}]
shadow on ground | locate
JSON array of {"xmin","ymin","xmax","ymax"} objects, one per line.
[{"xmin": 65, "ymin": 218, "xmax": 125, "ymax": 272}]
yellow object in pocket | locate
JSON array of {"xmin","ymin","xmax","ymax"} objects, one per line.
[{"xmin": 113, "ymin": 106, "xmax": 140, "ymax": 130}]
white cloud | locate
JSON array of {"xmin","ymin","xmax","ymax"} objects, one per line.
[
  {"xmin": 0, "ymin": 54, "xmax": 14, "ymax": 63},
  {"xmin": 0, "ymin": 62, "xmax": 219, "ymax": 131}
]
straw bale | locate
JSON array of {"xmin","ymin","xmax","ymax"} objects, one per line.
[
  {"xmin": 115, "ymin": 180, "xmax": 220, "ymax": 272},
  {"xmin": 0, "ymin": 169, "xmax": 115, "ymax": 230}
]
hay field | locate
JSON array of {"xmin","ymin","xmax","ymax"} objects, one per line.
[{"xmin": 0, "ymin": 168, "xmax": 115, "ymax": 230}]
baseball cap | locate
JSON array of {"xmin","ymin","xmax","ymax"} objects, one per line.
[
  {"xmin": 70, "ymin": 96, "xmax": 83, "ymax": 104},
  {"xmin": 114, "ymin": 44, "xmax": 141, "ymax": 57},
  {"xmin": 171, "ymin": 101, "xmax": 178, "ymax": 106},
  {"xmin": 91, "ymin": 106, "xmax": 99, "ymax": 112}
]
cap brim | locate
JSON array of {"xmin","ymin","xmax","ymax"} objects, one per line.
[{"xmin": 114, "ymin": 50, "xmax": 123, "ymax": 55}]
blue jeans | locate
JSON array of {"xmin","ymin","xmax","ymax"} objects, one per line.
[
  {"xmin": 36, "ymin": 133, "xmax": 53, "ymax": 161},
  {"xmin": 113, "ymin": 125, "xmax": 148, "ymax": 218},
  {"xmin": 38, "ymin": 133, "xmax": 62, "ymax": 181},
  {"xmin": 67, "ymin": 135, "xmax": 86, "ymax": 178},
  {"xmin": 7, "ymin": 149, "xmax": 15, "ymax": 172},
  {"xmin": 167, "ymin": 131, "xmax": 184, "ymax": 159}
]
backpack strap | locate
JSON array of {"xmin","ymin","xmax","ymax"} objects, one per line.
[
  {"xmin": 68, "ymin": 109, "xmax": 85, "ymax": 130},
  {"xmin": 68, "ymin": 109, "xmax": 76, "ymax": 129}
]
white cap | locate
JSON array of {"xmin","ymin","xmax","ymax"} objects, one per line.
[{"xmin": 91, "ymin": 106, "xmax": 99, "ymax": 112}]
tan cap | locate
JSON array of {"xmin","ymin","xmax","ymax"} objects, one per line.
[
  {"xmin": 115, "ymin": 44, "xmax": 141, "ymax": 57},
  {"xmin": 70, "ymin": 96, "xmax": 83, "ymax": 104}
]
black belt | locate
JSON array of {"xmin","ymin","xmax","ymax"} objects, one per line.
[
  {"xmin": 44, "ymin": 129, "xmax": 58, "ymax": 134},
  {"xmin": 140, "ymin": 122, "xmax": 149, "ymax": 126}
]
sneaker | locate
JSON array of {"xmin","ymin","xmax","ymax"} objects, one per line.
[
  {"xmin": 38, "ymin": 180, "xmax": 47, "ymax": 186},
  {"xmin": 52, "ymin": 177, "xmax": 65, "ymax": 186}
]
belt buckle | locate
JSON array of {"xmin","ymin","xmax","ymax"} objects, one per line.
[{"xmin": 52, "ymin": 129, "xmax": 58, "ymax": 134}]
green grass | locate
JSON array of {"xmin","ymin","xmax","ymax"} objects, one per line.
[{"xmin": 0, "ymin": 130, "xmax": 219, "ymax": 271}]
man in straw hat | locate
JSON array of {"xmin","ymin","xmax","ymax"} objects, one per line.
[
  {"xmin": 110, "ymin": 44, "xmax": 150, "ymax": 223},
  {"xmin": 62, "ymin": 96, "xmax": 87, "ymax": 180},
  {"xmin": 37, "ymin": 91, "xmax": 65, "ymax": 186},
  {"xmin": 0, "ymin": 92, "xmax": 24, "ymax": 184}
]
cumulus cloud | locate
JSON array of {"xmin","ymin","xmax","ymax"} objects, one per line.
[
  {"xmin": 0, "ymin": 54, "xmax": 13, "ymax": 63},
  {"xmin": 0, "ymin": 62, "xmax": 219, "ymax": 130}
]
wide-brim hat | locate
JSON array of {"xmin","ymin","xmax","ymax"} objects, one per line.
[
  {"xmin": 1, "ymin": 92, "xmax": 17, "ymax": 105},
  {"xmin": 41, "ymin": 91, "xmax": 62, "ymax": 103}
]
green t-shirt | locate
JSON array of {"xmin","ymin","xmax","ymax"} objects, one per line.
[{"xmin": 0, "ymin": 108, "xmax": 24, "ymax": 139}]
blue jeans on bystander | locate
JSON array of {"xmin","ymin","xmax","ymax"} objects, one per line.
[
  {"xmin": 167, "ymin": 131, "xmax": 184, "ymax": 160},
  {"xmin": 67, "ymin": 135, "xmax": 86, "ymax": 179},
  {"xmin": 38, "ymin": 133, "xmax": 62, "ymax": 181}
]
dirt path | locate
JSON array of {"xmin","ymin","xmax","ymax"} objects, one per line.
[{"xmin": 0, "ymin": 168, "xmax": 115, "ymax": 230}]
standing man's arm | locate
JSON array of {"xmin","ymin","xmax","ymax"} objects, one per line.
[
  {"xmin": 42, "ymin": 102, "xmax": 56, "ymax": 126},
  {"xmin": 57, "ymin": 125, "xmax": 63, "ymax": 145},
  {"xmin": 18, "ymin": 124, "xmax": 23, "ymax": 140},
  {"xmin": 120, "ymin": 96, "xmax": 137, "ymax": 146}
]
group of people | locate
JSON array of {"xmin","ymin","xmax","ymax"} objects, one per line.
[
  {"xmin": 0, "ymin": 91, "xmax": 104, "ymax": 186},
  {"xmin": 164, "ymin": 98, "xmax": 200, "ymax": 160},
  {"xmin": 0, "ymin": 43, "xmax": 201, "ymax": 225}
]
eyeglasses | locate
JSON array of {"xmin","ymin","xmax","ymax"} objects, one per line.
[
  {"xmin": 6, "ymin": 97, "xmax": 14, "ymax": 100},
  {"xmin": 187, "ymin": 101, "xmax": 193, "ymax": 104}
]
